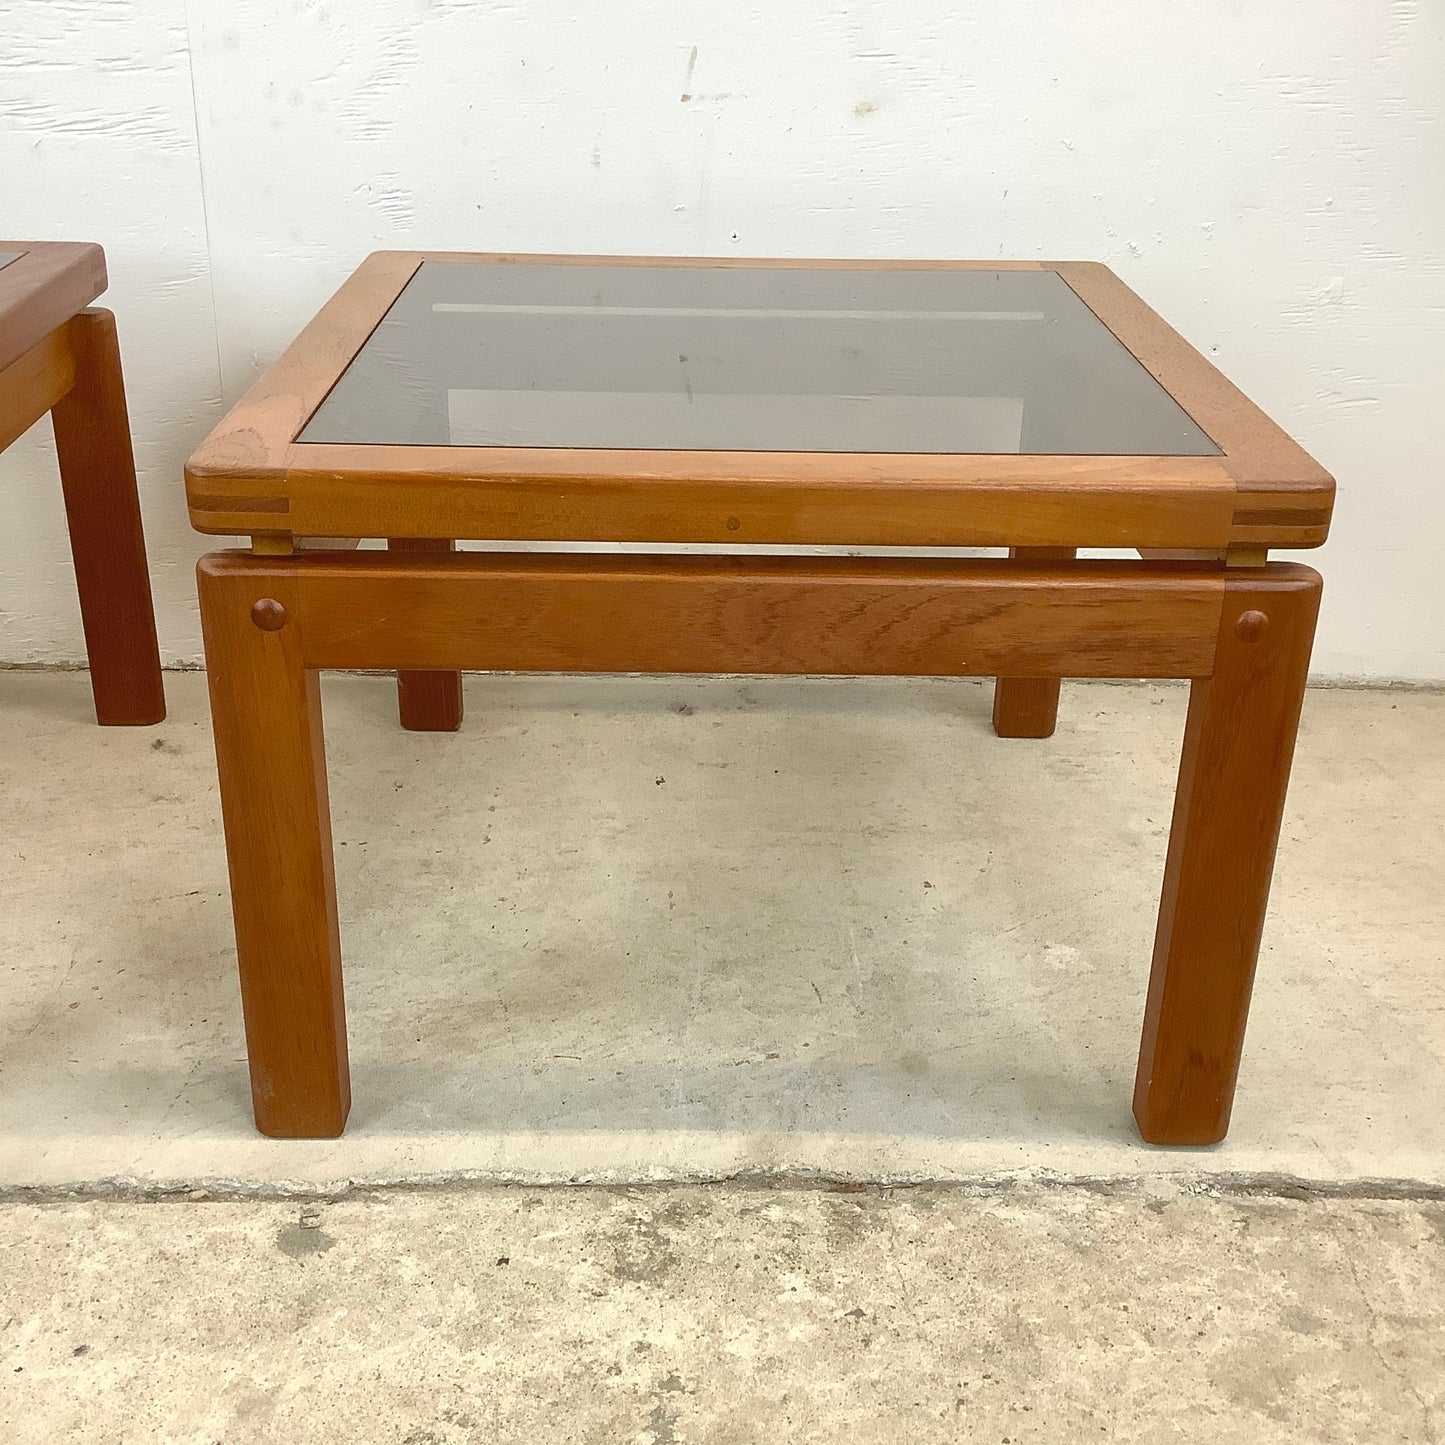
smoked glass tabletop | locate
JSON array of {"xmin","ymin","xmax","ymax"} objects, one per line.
[
  {"xmin": 300, "ymin": 262, "xmax": 1220, "ymax": 457},
  {"xmin": 0, "ymin": 251, "xmax": 22, "ymax": 271}
]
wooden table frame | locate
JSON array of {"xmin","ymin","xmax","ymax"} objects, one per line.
[
  {"xmin": 187, "ymin": 254, "xmax": 1333, "ymax": 1144},
  {"xmin": 187, "ymin": 254, "xmax": 1333, "ymax": 554},
  {"xmin": 1, "ymin": 241, "xmax": 164, "ymax": 725}
]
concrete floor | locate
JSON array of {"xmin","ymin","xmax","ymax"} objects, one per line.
[
  {"xmin": 3, "ymin": 671, "xmax": 1443, "ymax": 1439},
  {"xmin": 2, "ymin": 671, "xmax": 1442, "ymax": 1190},
  {"xmin": 3, "ymin": 1183, "xmax": 1442, "ymax": 1443}
]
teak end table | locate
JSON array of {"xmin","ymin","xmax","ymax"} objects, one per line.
[
  {"xmin": 186, "ymin": 254, "xmax": 1333, "ymax": 1144},
  {"xmin": 1, "ymin": 241, "xmax": 164, "ymax": 725}
]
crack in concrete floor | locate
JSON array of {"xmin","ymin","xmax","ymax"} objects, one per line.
[{"xmin": 2, "ymin": 1184, "xmax": 1441, "ymax": 1443}]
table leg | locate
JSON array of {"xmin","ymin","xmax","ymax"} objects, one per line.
[
  {"xmin": 198, "ymin": 568, "xmax": 350, "ymax": 1137},
  {"xmin": 50, "ymin": 308, "xmax": 165, "ymax": 725},
  {"xmin": 387, "ymin": 538, "xmax": 463, "ymax": 731},
  {"xmin": 1133, "ymin": 568, "xmax": 1321, "ymax": 1144},
  {"xmin": 992, "ymin": 547, "xmax": 1075, "ymax": 737}
]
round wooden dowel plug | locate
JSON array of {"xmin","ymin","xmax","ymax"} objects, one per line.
[
  {"xmin": 1235, "ymin": 610, "xmax": 1269, "ymax": 643},
  {"xmin": 251, "ymin": 598, "xmax": 288, "ymax": 632}
]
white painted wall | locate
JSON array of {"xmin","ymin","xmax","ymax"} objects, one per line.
[
  {"xmin": 3, "ymin": 1, "xmax": 1443, "ymax": 678},
  {"xmin": 1, "ymin": 2, "xmax": 219, "ymax": 669}
]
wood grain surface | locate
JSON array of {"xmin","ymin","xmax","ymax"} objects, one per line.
[
  {"xmin": 1133, "ymin": 566, "xmax": 1322, "ymax": 1144},
  {"xmin": 0, "ymin": 241, "xmax": 106, "ymax": 373},
  {"xmin": 387, "ymin": 537, "xmax": 464, "ymax": 731},
  {"xmin": 198, "ymin": 566, "xmax": 350, "ymax": 1138},
  {"xmin": 184, "ymin": 253, "xmax": 1333, "ymax": 551},
  {"xmin": 198, "ymin": 551, "xmax": 1232, "ymax": 679},
  {"xmin": 50, "ymin": 309, "xmax": 165, "ymax": 725},
  {"xmin": 1054, "ymin": 263, "xmax": 1334, "ymax": 504},
  {"xmin": 992, "ymin": 546, "xmax": 1078, "ymax": 737},
  {"xmin": 0, "ymin": 326, "xmax": 75, "ymax": 452}
]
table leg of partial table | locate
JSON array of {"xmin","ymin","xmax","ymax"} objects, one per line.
[{"xmin": 51, "ymin": 308, "xmax": 165, "ymax": 726}]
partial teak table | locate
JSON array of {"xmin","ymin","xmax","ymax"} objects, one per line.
[
  {"xmin": 1, "ymin": 242, "xmax": 164, "ymax": 725},
  {"xmin": 186, "ymin": 255, "xmax": 1333, "ymax": 1142}
]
